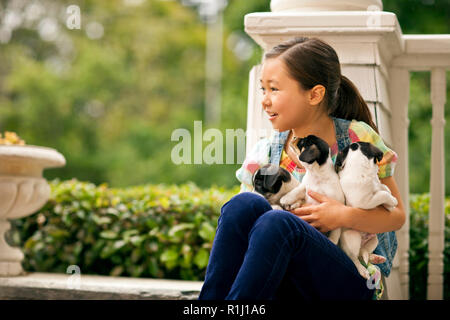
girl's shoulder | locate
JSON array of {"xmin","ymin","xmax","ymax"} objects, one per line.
[
  {"xmin": 347, "ymin": 119, "xmax": 399, "ymax": 179},
  {"xmin": 347, "ymin": 119, "xmax": 382, "ymax": 144}
]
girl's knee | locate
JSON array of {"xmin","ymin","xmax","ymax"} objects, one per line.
[
  {"xmin": 248, "ymin": 210, "xmax": 302, "ymax": 245},
  {"xmin": 220, "ymin": 192, "xmax": 271, "ymax": 224},
  {"xmin": 256, "ymin": 209, "xmax": 291, "ymax": 226},
  {"xmin": 253, "ymin": 210, "xmax": 304, "ymax": 234}
]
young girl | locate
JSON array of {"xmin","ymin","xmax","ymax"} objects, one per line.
[{"xmin": 198, "ymin": 37, "xmax": 406, "ymax": 300}]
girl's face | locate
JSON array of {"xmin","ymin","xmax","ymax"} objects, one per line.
[{"xmin": 260, "ymin": 58, "xmax": 318, "ymax": 132}]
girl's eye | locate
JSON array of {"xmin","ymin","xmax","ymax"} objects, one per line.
[{"xmin": 271, "ymin": 87, "xmax": 278, "ymax": 91}]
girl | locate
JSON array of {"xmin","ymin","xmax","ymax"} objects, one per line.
[{"xmin": 198, "ymin": 37, "xmax": 406, "ymax": 300}]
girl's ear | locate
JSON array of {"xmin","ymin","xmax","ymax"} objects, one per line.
[{"xmin": 309, "ymin": 84, "xmax": 326, "ymax": 106}]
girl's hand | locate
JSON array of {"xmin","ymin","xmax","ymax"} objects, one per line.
[{"xmin": 289, "ymin": 190, "xmax": 349, "ymax": 233}]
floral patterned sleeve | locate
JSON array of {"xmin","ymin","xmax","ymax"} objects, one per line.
[
  {"xmin": 350, "ymin": 120, "xmax": 399, "ymax": 179},
  {"xmin": 235, "ymin": 137, "xmax": 271, "ymax": 193}
]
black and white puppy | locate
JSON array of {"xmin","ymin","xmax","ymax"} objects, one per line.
[
  {"xmin": 280, "ymin": 135, "xmax": 344, "ymax": 245},
  {"xmin": 335, "ymin": 141, "xmax": 398, "ymax": 279},
  {"xmin": 252, "ymin": 164, "xmax": 301, "ymax": 210}
]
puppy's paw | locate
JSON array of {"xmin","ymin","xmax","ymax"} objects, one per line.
[
  {"xmin": 271, "ymin": 205, "xmax": 283, "ymax": 211},
  {"xmin": 357, "ymin": 265, "xmax": 371, "ymax": 280},
  {"xmin": 280, "ymin": 194, "xmax": 295, "ymax": 209},
  {"xmin": 383, "ymin": 195, "xmax": 398, "ymax": 211},
  {"xmin": 281, "ymin": 201, "xmax": 302, "ymax": 211},
  {"xmin": 369, "ymin": 253, "xmax": 386, "ymax": 265}
]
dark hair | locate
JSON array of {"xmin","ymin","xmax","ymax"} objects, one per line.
[{"xmin": 264, "ymin": 37, "xmax": 379, "ymax": 134}]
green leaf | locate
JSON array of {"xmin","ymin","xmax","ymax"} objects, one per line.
[
  {"xmin": 198, "ymin": 222, "xmax": 215, "ymax": 242},
  {"xmin": 100, "ymin": 243, "xmax": 116, "ymax": 259},
  {"xmin": 160, "ymin": 247, "xmax": 179, "ymax": 269},
  {"xmin": 110, "ymin": 265, "xmax": 124, "ymax": 277},
  {"xmin": 168, "ymin": 223, "xmax": 195, "ymax": 237},
  {"xmin": 148, "ymin": 257, "xmax": 159, "ymax": 277},
  {"xmin": 193, "ymin": 248, "xmax": 209, "ymax": 269},
  {"xmin": 113, "ymin": 240, "xmax": 126, "ymax": 250},
  {"xmin": 100, "ymin": 230, "xmax": 118, "ymax": 239}
]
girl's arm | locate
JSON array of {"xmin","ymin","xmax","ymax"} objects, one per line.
[
  {"xmin": 290, "ymin": 176, "xmax": 406, "ymax": 234},
  {"xmin": 341, "ymin": 176, "xmax": 406, "ymax": 233}
]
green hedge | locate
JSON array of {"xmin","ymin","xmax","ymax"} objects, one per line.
[
  {"xmin": 8, "ymin": 179, "xmax": 238, "ymax": 281},
  {"xmin": 7, "ymin": 180, "xmax": 450, "ymax": 299},
  {"xmin": 409, "ymin": 193, "xmax": 450, "ymax": 300}
]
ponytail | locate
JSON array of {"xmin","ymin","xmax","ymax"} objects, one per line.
[{"xmin": 331, "ymin": 75, "xmax": 379, "ymax": 134}]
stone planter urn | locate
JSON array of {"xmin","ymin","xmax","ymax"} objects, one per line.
[{"xmin": 0, "ymin": 145, "xmax": 65, "ymax": 276}]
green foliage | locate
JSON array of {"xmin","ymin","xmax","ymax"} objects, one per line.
[
  {"xmin": 409, "ymin": 193, "xmax": 450, "ymax": 300},
  {"xmin": 8, "ymin": 179, "xmax": 239, "ymax": 280}
]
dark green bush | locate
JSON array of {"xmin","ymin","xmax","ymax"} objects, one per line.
[
  {"xmin": 8, "ymin": 179, "xmax": 238, "ymax": 281},
  {"xmin": 7, "ymin": 180, "xmax": 449, "ymax": 299},
  {"xmin": 409, "ymin": 193, "xmax": 450, "ymax": 300}
]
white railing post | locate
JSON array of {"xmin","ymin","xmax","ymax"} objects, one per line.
[
  {"xmin": 389, "ymin": 68, "xmax": 411, "ymax": 300},
  {"xmin": 392, "ymin": 35, "xmax": 450, "ymax": 300},
  {"xmin": 427, "ymin": 68, "xmax": 447, "ymax": 300}
]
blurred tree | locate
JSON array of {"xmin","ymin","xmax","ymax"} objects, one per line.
[{"xmin": 0, "ymin": 0, "xmax": 448, "ymax": 194}]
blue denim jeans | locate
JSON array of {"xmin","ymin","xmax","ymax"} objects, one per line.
[{"xmin": 198, "ymin": 192, "xmax": 375, "ymax": 300}]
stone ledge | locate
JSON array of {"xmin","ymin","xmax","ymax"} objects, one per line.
[{"xmin": 0, "ymin": 272, "xmax": 203, "ymax": 300}]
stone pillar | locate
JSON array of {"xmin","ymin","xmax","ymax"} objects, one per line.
[{"xmin": 244, "ymin": 0, "xmax": 409, "ymax": 299}]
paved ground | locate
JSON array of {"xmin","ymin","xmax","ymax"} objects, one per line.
[{"xmin": 0, "ymin": 272, "xmax": 203, "ymax": 300}]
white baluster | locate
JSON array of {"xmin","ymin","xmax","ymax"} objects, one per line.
[
  {"xmin": 389, "ymin": 68, "xmax": 411, "ymax": 300},
  {"xmin": 427, "ymin": 68, "xmax": 446, "ymax": 300}
]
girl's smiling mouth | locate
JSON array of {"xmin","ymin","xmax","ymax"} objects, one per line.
[{"xmin": 267, "ymin": 112, "xmax": 278, "ymax": 120}]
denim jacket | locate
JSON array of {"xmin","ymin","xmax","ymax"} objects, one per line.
[{"xmin": 266, "ymin": 117, "xmax": 397, "ymax": 277}]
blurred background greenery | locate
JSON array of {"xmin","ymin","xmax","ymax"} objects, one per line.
[{"xmin": 0, "ymin": 0, "xmax": 449, "ymax": 194}]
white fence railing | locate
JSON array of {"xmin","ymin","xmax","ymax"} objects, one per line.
[{"xmin": 391, "ymin": 35, "xmax": 450, "ymax": 300}]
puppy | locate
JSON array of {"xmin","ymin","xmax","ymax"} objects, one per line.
[
  {"xmin": 252, "ymin": 164, "xmax": 301, "ymax": 210},
  {"xmin": 280, "ymin": 135, "xmax": 344, "ymax": 245},
  {"xmin": 335, "ymin": 141, "xmax": 398, "ymax": 279}
]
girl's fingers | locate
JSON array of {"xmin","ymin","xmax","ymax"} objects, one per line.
[
  {"xmin": 307, "ymin": 190, "xmax": 328, "ymax": 203},
  {"xmin": 295, "ymin": 214, "xmax": 315, "ymax": 223},
  {"xmin": 290, "ymin": 206, "xmax": 315, "ymax": 215}
]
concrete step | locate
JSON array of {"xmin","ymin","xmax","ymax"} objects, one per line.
[{"xmin": 0, "ymin": 272, "xmax": 203, "ymax": 300}]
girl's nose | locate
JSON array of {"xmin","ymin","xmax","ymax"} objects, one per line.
[{"xmin": 262, "ymin": 95, "xmax": 271, "ymax": 108}]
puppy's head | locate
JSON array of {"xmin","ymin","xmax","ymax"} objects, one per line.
[
  {"xmin": 335, "ymin": 141, "xmax": 383, "ymax": 173},
  {"xmin": 291, "ymin": 135, "xmax": 330, "ymax": 168},
  {"xmin": 252, "ymin": 164, "xmax": 292, "ymax": 200}
]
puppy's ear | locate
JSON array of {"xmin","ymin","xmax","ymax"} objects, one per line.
[
  {"xmin": 279, "ymin": 167, "xmax": 292, "ymax": 183},
  {"xmin": 263, "ymin": 169, "xmax": 280, "ymax": 189},
  {"xmin": 290, "ymin": 136, "xmax": 303, "ymax": 155},
  {"xmin": 335, "ymin": 152, "xmax": 344, "ymax": 172},
  {"xmin": 335, "ymin": 145, "xmax": 349, "ymax": 172},
  {"xmin": 299, "ymin": 144, "xmax": 320, "ymax": 164},
  {"xmin": 350, "ymin": 142, "xmax": 359, "ymax": 151},
  {"xmin": 358, "ymin": 142, "xmax": 384, "ymax": 164},
  {"xmin": 252, "ymin": 168, "xmax": 260, "ymax": 186},
  {"xmin": 373, "ymin": 147, "xmax": 384, "ymax": 163}
]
